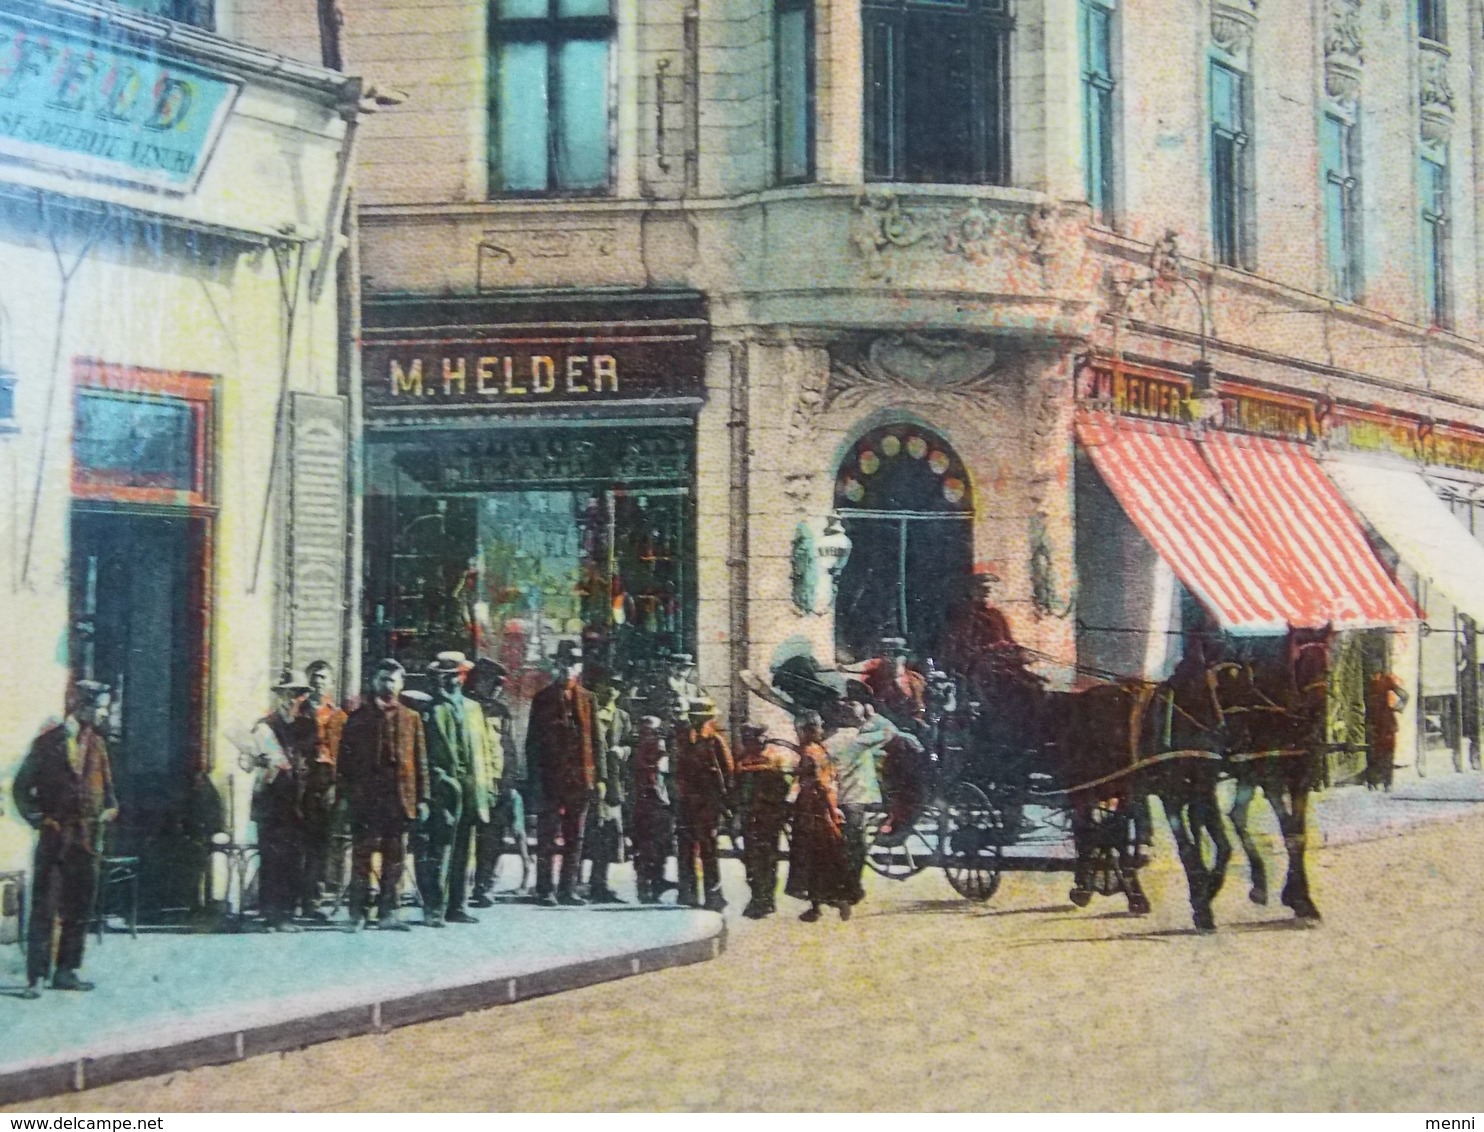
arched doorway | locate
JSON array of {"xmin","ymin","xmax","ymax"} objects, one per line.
[{"xmin": 833, "ymin": 423, "xmax": 974, "ymax": 663}]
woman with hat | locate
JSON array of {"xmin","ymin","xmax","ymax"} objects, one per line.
[{"xmin": 785, "ymin": 711, "xmax": 855, "ymax": 922}]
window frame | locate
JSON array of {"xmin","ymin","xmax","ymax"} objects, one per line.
[
  {"xmin": 1417, "ymin": 0, "xmax": 1447, "ymax": 44},
  {"xmin": 1321, "ymin": 110, "xmax": 1363, "ymax": 303},
  {"xmin": 862, "ymin": 0, "xmax": 1013, "ymax": 186},
  {"xmin": 1209, "ymin": 58, "xmax": 1253, "ymax": 270},
  {"xmin": 1420, "ymin": 150, "xmax": 1452, "ymax": 329},
  {"xmin": 487, "ymin": 0, "xmax": 617, "ymax": 198},
  {"xmin": 1079, "ymin": 0, "xmax": 1117, "ymax": 225},
  {"xmin": 774, "ymin": 0, "xmax": 816, "ymax": 185}
]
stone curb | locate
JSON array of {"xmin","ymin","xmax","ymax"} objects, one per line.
[{"xmin": 0, "ymin": 927, "xmax": 726, "ymax": 1106}]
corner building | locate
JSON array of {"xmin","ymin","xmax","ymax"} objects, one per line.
[{"xmin": 233, "ymin": 0, "xmax": 1484, "ymax": 777}]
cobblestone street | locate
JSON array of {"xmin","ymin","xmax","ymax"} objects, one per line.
[{"xmin": 35, "ymin": 795, "xmax": 1484, "ymax": 1112}]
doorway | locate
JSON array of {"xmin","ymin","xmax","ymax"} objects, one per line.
[
  {"xmin": 70, "ymin": 508, "xmax": 208, "ymax": 909},
  {"xmin": 833, "ymin": 424, "xmax": 975, "ymax": 664}
]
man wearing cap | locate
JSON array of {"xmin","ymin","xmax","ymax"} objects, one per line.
[
  {"xmin": 251, "ymin": 670, "xmax": 317, "ymax": 932},
  {"xmin": 13, "ymin": 681, "xmax": 118, "ymax": 996},
  {"xmin": 734, "ymin": 723, "xmax": 791, "ymax": 919},
  {"xmin": 418, "ymin": 651, "xmax": 492, "ymax": 926},
  {"xmin": 673, "ymin": 695, "xmax": 733, "ymax": 911},
  {"xmin": 939, "ymin": 564, "xmax": 1021, "ymax": 682},
  {"xmin": 338, "ymin": 660, "xmax": 429, "ymax": 930},
  {"xmin": 300, "ymin": 660, "xmax": 347, "ymax": 920},
  {"xmin": 628, "ymin": 714, "xmax": 673, "ymax": 904},
  {"xmin": 525, "ymin": 640, "xmax": 607, "ymax": 906},
  {"xmin": 467, "ymin": 657, "xmax": 512, "ymax": 906}
]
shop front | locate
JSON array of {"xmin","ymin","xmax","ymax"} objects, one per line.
[
  {"xmin": 360, "ymin": 291, "xmax": 706, "ymax": 739},
  {"xmin": 0, "ymin": 0, "xmax": 358, "ymax": 910},
  {"xmin": 1073, "ymin": 357, "xmax": 1425, "ymax": 785}
]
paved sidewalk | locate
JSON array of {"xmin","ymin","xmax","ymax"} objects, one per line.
[
  {"xmin": 0, "ymin": 890, "xmax": 722, "ymax": 1105},
  {"xmin": 1308, "ymin": 766, "xmax": 1483, "ymax": 848}
]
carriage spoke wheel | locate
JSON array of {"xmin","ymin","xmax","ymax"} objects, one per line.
[
  {"xmin": 938, "ymin": 782, "xmax": 1005, "ymax": 902},
  {"xmin": 864, "ymin": 807, "xmax": 932, "ymax": 881}
]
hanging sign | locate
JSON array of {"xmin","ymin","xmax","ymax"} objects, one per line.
[{"xmin": 0, "ymin": 14, "xmax": 240, "ymax": 191}]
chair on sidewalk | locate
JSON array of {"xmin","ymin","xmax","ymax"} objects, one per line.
[{"xmin": 92, "ymin": 856, "xmax": 140, "ymax": 941}]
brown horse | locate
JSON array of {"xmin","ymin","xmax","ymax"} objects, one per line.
[{"xmin": 1210, "ymin": 629, "xmax": 1330, "ymax": 923}]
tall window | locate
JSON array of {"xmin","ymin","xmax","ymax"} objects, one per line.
[
  {"xmin": 1421, "ymin": 152, "xmax": 1451, "ymax": 327},
  {"xmin": 863, "ymin": 0, "xmax": 1012, "ymax": 184},
  {"xmin": 1080, "ymin": 0, "xmax": 1116, "ymax": 223},
  {"xmin": 775, "ymin": 0, "xmax": 815, "ymax": 183},
  {"xmin": 1321, "ymin": 113, "xmax": 1362, "ymax": 302},
  {"xmin": 1210, "ymin": 60, "xmax": 1251, "ymax": 269},
  {"xmin": 488, "ymin": 0, "xmax": 614, "ymax": 196},
  {"xmin": 1418, "ymin": 0, "xmax": 1446, "ymax": 42}
]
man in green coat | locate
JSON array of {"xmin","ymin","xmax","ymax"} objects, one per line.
[{"xmin": 416, "ymin": 651, "xmax": 492, "ymax": 926}]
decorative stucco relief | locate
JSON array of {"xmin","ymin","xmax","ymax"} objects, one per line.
[
  {"xmin": 1418, "ymin": 41, "xmax": 1455, "ymax": 145},
  {"xmin": 849, "ymin": 192, "xmax": 1093, "ymax": 294},
  {"xmin": 829, "ymin": 334, "xmax": 1003, "ymax": 413},
  {"xmin": 1324, "ymin": 0, "xmax": 1363, "ymax": 105},
  {"xmin": 477, "ymin": 226, "xmax": 618, "ymax": 290},
  {"xmin": 1211, "ymin": 0, "xmax": 1259, "ymax": 58}
]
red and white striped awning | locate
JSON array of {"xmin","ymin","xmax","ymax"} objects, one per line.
[
  {"xmin": 1199, "ymin": 430, "xmax": 1418, "ymax": 627},
  {"xmin": 1076, "ymin": 412, "xmax": 1416, "ymax": 634}
]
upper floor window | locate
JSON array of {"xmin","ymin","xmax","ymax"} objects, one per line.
[
  {"xmin": 488, "ymin": 0, "xmax": 614, "ymax": 196},
  {"xmin": 1420, "ymin": 152, "xmax": 1451, "ymax": 328},
  {"xmin": 776, "ymin": 0, "xmax": 815, "ymax": 184},
  {"xmin": 1321, "ymin": 113, "xmax": 1362, "ymax": 302},
  {"xmin": 1417, "ymin": 0, "xmax": 1446, "ymax": 42},
  {"xmin": 863, "ymin": 0, "xmax": 1012, "ymax": 185},
  {"xmin": 108, "ymin": 0, "xmax": 214, "ymax": 29},
  {"xmin": 1209, "ymin": 60, "xmax": 1253, "ymax": 269},
  {"xmin": 1079, "ymin": 0, "xmax": 1116, "ymax": 224}
]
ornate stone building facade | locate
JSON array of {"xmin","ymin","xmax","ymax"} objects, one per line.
[{"xmin": 232, "ymin": 0, "xmax": 1484, "ymax": 770}]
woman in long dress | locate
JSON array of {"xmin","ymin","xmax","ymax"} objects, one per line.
[{"xmin": 785, "ymin": 711, "xmax": 855, "ymax": 922}]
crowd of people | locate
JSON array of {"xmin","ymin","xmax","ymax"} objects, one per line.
[{"xmin": 13, "ymin": 564, "xmax": 1024, "ymax": 994}]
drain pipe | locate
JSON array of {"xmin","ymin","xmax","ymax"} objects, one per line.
[{"xmin": 727, "ymin": 340, "xmax": 750, "ymax": 735}]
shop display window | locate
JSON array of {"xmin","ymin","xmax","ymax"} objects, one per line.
[{"xmin": 365, "ymin": 424, "xmax": 695, "ymax": 703}]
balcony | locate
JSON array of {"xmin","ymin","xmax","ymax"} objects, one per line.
[{"xmin": 106, "ymin": 0, "xmax": 214, "ymax": 32}]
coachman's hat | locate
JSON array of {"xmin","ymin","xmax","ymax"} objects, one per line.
[{"xmin": 878, "ymin": 637, "xmax": 910, "ymax": 656}]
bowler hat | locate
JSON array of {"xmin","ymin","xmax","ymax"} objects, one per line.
[
  {"xmin": 428, "ymin": 651, "xmax": 473, "ymax": 674},
  {"xmin": 687, "ymin": 695, "xmax": 717, "ymax": 718},
  {"xmin": 554, "ymin": 639, "xmax": 583, "ymax": 662},
  {"xmin": 473, "ymin": 656, "xmax": 509, "ymax": 682},
  {"xmin": 878, "ymin": 636, "xmax": 909, "ymax": 656},
  {"xmin": 971, "ymin": 562, "xmax": 1002, "ymax": 583},
  {"xmin": 272, "ymin": 668, "xmax": 312, "ymax": 693}
]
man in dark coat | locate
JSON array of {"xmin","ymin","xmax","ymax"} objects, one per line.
[
  {"xmin": 251, "ymin": 670, "xmax": 317, "ymax": 932},
  {"xmin": 628, "ymin": 714, "xmax": 673, "ymax": 904},
  {"xmin": 337, "ymin": 659, "xmax": 429, "ymax": 930},
  {"xmin": 734, "ymin": 723, "xmax": 790, "ymax": 919},
  {"xmin": 525, "ymin": 640, "xmax": 607, "ymax": 905},
  {"xmin": 13, "ymin": 681, "xmax": 118, "ymax": 997},
  {"xmin": 673, "ymin": 696, "xmax": 733, "ymax": 912}
]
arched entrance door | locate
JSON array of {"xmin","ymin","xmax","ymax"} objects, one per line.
[{"xmin": 833, "ymin": 424, "xmax": 974, "ymax": 663}]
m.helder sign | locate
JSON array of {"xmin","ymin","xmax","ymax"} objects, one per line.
[{"xmin": 0, "ymin": 13, "xmax": 239, "ymax": 192}]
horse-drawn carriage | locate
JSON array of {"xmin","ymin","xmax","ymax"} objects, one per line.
[{"xmin": 744, "ymin": 629, "xmax": 1334, "ymax": 932}]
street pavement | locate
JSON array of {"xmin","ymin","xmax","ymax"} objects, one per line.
[
  {"xmin": 15, "ymin": 769, "xmax": 1484, "ymax": 1111},
  {"xmin": 0, "ymin": 893, "xmax": 720, "ymax": 1103}
]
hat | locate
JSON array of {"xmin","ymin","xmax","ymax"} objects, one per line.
[
  {"xmin": 472, "ymin": 656, "xmax": 509, "ymax": 682},
  {"xmin": 687, "ymin": 695, "xmax": 717, "ymax": 718},
  {"xmin": 372, "ymin": 658, "xmax": 406, "ymax": 677},
  {"xmin": 639, "ymin": 714, "xmax": 664, "ymax": 730},
  {"xmin": 272, "ymin": 668, "xmax": 312, "ymax": 693},
  {"xmin": 878, "ymin": 636, "xmax": 909, "ymax": 656},
  {"xmin": 428, "ymin": 651, "xmax": 473, "ymax": 674},
  {"xmin": 740, "ymin": 723, "xmax": 769, "ymax": 743},
  {"xmin": 667, "ymin": 652, "xmax": 695, "ymax": 668},
  {"xmin": 971, "ymin": 562, "xmax": 1001, "ymax": 583},
  {"xmin": 399, "ymin": 689, "xmax": 433, "ymax": 709},
  {"xmin": 554, "ymin": 639, "xmax": 583, "ymax": 662},
  {"xmin": 72, "ymin": 679, "xmax": 111, "ymax": 703},
  {"xmin": 305, "ymin": 659, "xmax": 334, "ymax": 677}
]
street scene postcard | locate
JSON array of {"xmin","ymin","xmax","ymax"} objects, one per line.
[{"xmin": 2, "ymin": 0, "xmax": 1484, "ymax": 1115}]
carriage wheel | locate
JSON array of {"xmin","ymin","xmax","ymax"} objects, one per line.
[
  {"xmin": 863, "ymin": 807, "xmax": 933, "ymax": 881},
  {"xmin": 938, "ymin": 782, "xmax": 1005, "ymax": 902}
]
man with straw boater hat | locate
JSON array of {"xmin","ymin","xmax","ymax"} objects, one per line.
[
  {"xmin": 417, "ymin": 651, "xmax": 492, "ymax": 926},
  {"xmin": 248, "ymin": 669, "xmax": 317, "ymax": 931}
]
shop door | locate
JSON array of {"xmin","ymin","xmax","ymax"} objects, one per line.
[
  {"xmin": 832, "ymin": 424, "xmax": 975, "ymax": 664},
  {"xmin": 70, "ymin": 509, "xmax": 203, "ymax": 909}
]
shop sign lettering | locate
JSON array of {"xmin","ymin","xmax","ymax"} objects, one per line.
[
  {"xmin": 1328, "ymin": 410, "xmax": 1421, "ymax": 461},
  {"xmin": 1077, "ymin": 360, "xmax": 1188, "ymax": 423},
  {"xmin": 364, "ymin": 338, "xmax": 704, "ymax": 409},
  {"xmin": 1428, "ymin": 428, "xmax": 1484, "ymax": 476},
  {"xmin": 0, "ymin": 14, "xmax": 239, "ymax": 191},
  {"xmin": 1221, "ymin": 391, "xmax": 1318, "ymax": 441}
]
